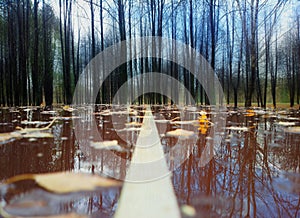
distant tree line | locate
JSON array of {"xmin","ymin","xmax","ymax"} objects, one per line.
[
  {"xmin": 0, "ymin": 0, "xmax": 55, "ymax": 107},
  {"xmin": 0, "ymin": 0, "xmax": 299, "ymax": 108}
]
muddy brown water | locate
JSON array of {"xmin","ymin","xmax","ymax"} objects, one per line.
[{"xmin": 0, "ymin": 105, "xmax": 299, "ymax": 218}]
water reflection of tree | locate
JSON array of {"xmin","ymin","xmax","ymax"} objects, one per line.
[
  {"xmin": 58, "ymin": 120, "xmax": 76, "ymax": 171},
  {"xmin": 173, "ymin": 114, "xmax": 300, "ymax": 217}
]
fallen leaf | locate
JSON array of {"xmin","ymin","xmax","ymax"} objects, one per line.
[
  {"xmin": 21, "ymin": 121, "xmax": 50, "ymax": 126},
  {"xmin": 36, "ymin": 172, "xmax": 121, "ymax": 193},
  {"xmin": 154, "ymin": 119, "xmax": 169, "ymax": 124},
  {"xmin": 50, "ymin": 116, "xmax": 80, "ymax": 120},
  {"xmin": 226, "ymin": 126, "xmax": 249, "ymax": 131},
  {"xmin": 0, "ymin": 128, "xmax": 53, "ymax": 145},
  {"xmin": 166, "ymin": 129, "xmax": 195, "ymax": 139},
  {"xmin": 116, "ymin": 127, "xmax": 142, "ymax": 132},
  {"xmin": 40, "ymin": 110, "xmax": 57, "ymax": 115},
  {"xmin": 111, "ymin": 110, "xmax": 137, "ymax": 115},
  {"xmin": 285, "ymin": 117, "xmax": 300, "ymax": 121},
  {"xmin": 0, "ymin": 132, "xmax": 21, "ymax": 144},
  {"xmin": 4, "ymin": 172, "xmax": 121, "ymax": 194},
  {"xmin": 253, "ymin": 110, "xmax": 266, "ymax": 115},
  {"xmin": 63, "ymin": 105, "xmax": 76, "ymax": 112},
  {"xmin": 12, "ymin": 128, "xmax": 53, "ymax": 138},
  {"xmin": 125, "ymin": 122, "xmax": 143, "ymax": 127},
  {"xmin": 284, "ymin": 126, "xmax": 300, "ymax": 134},
  {"xmin": 181, "ymin": 204, "xmax": 196, "ymax": 217},
  {"xmin": 90, "ymin": 140, "xmax": 124, "ymax": 151},
  {"xmin": 170, "ymin": 120, "xmax": 198, "ymax": 125},
  {"xmin": 22, "ymin": 132, "xmax": 53, "ymax": 138},
  {"xmin": 277, "ymin": 121, "xmax": 296, "ymax": 126}
]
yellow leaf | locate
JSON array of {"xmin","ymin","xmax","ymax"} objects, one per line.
[
  {"xmin": 245, "ymin": 109, "xmax": 255, "ymax": 117},
  {"xmin": 62, "ymin": 105, "xmax": 70, "ymax": 110},
  {"xmin": 198, "ymin": 124, "xmax": 208, "ymax": 135},
  {"xmin": 63, "ymin": 105, "xmax": 75, "ymax": 112}
]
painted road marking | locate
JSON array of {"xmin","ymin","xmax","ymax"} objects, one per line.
[{"xmin": 114, "ymin": 107, "xmax": 181, "ymax": 218}]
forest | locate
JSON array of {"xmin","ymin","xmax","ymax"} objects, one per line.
[
  {"xmin": 1, "ymin": 1, "xmax": 300, "ymax": 217},
  {"xmin": 0, "ymin": 0, "xmax": 299, "ymax": 108}
]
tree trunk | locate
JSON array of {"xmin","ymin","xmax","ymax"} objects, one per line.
[
  {"xmin": 43, "ymin": 1, "xmax": 54, "ymax": 107},
  {"xmin": 33, "ymin": 0, "xmax": 40, "ymax": 105}
]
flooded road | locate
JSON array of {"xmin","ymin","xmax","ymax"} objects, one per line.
[{"xmin": 0, "ymin": 105, "xmax": 299, "ymax": 218}]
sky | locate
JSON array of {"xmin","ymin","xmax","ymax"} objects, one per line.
[{"xmin": 46, "ymin": 0, "xmax": 300, "ymax": 43}]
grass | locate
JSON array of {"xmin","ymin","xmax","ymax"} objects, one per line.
[{"xmin": 226, "ymin": 102, "xmax": 299, "ymax": 109}]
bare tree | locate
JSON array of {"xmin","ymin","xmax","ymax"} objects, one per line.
[
  {"xmin": 59, "ymin": 0, "xmax": 73, "ymax": 104},
  {"xmin": 42, "ymin": 1, "xmax": 54, "ymax": 107}
]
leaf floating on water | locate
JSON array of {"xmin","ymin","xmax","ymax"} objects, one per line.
[
  {"xmin": 90, "ymin": 140, "xmax": 124, "ymax": 151},
  {"xmin": 11, "ymin": 128, "xmax": 53, "ymax": 139},
  {"xmin": 21, "ymin": 120, "xmax": 50, "ymax": 126},
  {"xmin": 181, "ymin": 204, "xmax": 196, "ymax": 217},
  {"xmin": 110, "ymin": 110, "xmax": 137, "ymax": 116},
  {"xmin": 0, "ymin": 132, "xmax": 21, "ymax": 144},
  {"xmin": 35, "ymin": 172, "xmax": 121, "ymax": 193},
  {"xmin": 284, "ymin": 117, "xmax": 300, "ymax": 121},
  {"xmin": 22, "ymin": 132, "xmax": 53, "ymax": 138},
  {"xmin": 245, "ymin": 109, "xmax": 255, "ymax": 117},
  {"xmin": 116, "ymin": 127, "xmax": 142, "ymax": 132},
  {"xmin": 4, "ymin": 172, "xmax": 121, "ymax": 194},
  {"xmin": 276, "ymin": 121, "xmax": 296, "ymax": 126},
  {"xmin": 40, "ymin": 110, "xmax": 57, "ymax": 115},
  {"xmin": 125, "ymin": 122, "xmax": 143, "ymax": 127},
  {"xmin": 63, "ymin": 105, "xmax": 76, "ymax": 112},
  {"xmin": 154, "ymin": 119, "xmax": 169, "ymax": 124},
  {"xmin": 28, "ymin": 137, "xmax": 38, "ymax": 142},
  {"xmin": 170, "ymin": 120, "xmax": 198, "ymax": 125},
  {"xmin": 166, "ymin": 129, "xmax": 195, "ymax": 139},
  {"xmin": 0, "ymin": 119, "xmax": 56, "ymax": 143},
  {"xmin": 277, "ymin": 110, "xmax": 289, "ymax": 115},
  {"xmin": 284, "ymin": 126, "xmax": 300, "ymax": 134},
  {"xmin": 226, "ymin": 126, "xmax": 249, "ymax": 131},
  {"xmin": 253, "ymin": 110, "xmax": 266, "ymax": 115}
]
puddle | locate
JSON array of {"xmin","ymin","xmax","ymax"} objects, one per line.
[{"xmin": 0, "ymin": 105, "xmax": 299, "ymax": 217}]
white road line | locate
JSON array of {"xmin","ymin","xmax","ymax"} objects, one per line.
[{"xmin": 114, "ymin": 107, "xmax": 181, "ymax": 218}]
